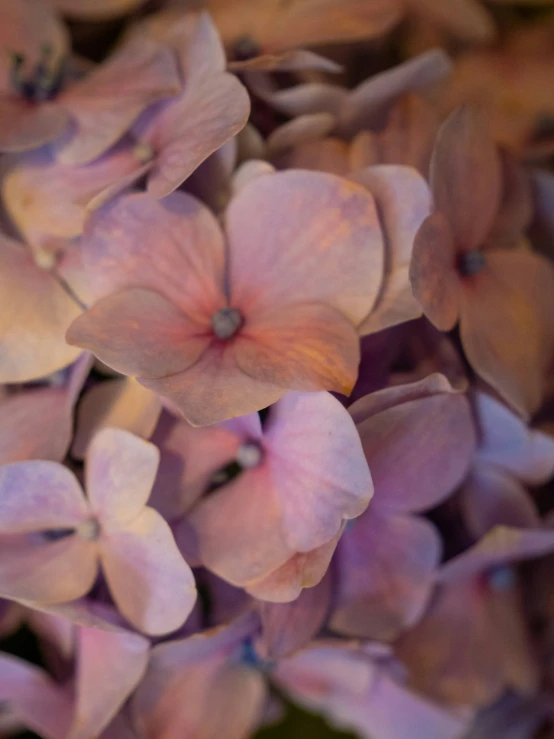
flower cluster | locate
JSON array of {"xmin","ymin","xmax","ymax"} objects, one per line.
[{"xmin": 1, "ymin": 1, "xmax": 554, "ymax": 739}]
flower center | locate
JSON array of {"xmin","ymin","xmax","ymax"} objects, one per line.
[
  {"xmin": 487, "ymin": 566, "xmax": 515, "ymax": 591},
  {"xmin": 237, "ymin": 440, "xmax": 264, "ymax": 469},
  {"xmin": 10, "ymin": 45, "xmax": 64, "ymax": 102},
  {"xmin": 77, "ymin": 517, "xmax": 101, "ymax": 542},
  {"xmin": 458, "ymin": 249, "xmax": 486, "ymax": 277},
  {"xmin": 211, "ymin": 307, "xmax": 244, "ymax": 339},
  {"xmin": 232, "ymin": 35, "xmax": 261, "ymax": 61},
  {"xmin": 237, "ymin": 637, "xmax": 274, "ymax": 672},
  {"xmin": 133, "ymin": 141, "xmax": 155, "ymax": 164}
]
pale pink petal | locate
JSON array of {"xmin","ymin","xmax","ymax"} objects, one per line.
[
  {"xmin": 72, "ymin": 378, "xmax": 162, "ymax": 460},
  {"xmin": 0, "ymin": 654, "xmax": 73, "ymax": 739},
  {"xmin": 0, "ymin": 233, "xmax": 82, "ymax": 383},
  {"xmin": 0, "ymin": 0, "xmax": 68, "ymax": 94},
  {"xmin": 460, "ymin": 249, "xmax": 554, "ymax": 417},
  {"xmin": 348, "ymin": 372, "xmax": 454, "ymax": 425},
  {"xmin": 475, "ymin": 392, "xmax": 554, "ymax": 483},
  {"xmin": 231, "ymin": 160, "xmax": 275, "ymax": 194},
  {"xmin": 245, "ymin": 532, "xmax": 342, "ymax": 603},
  {"xmin": 409, "ymin": 211, "xmax": 462, "ymax": 331},
  {"xmin": 431, "ymin": 106, "xmax": 502, "ymax": 250},
  {"xmin": 0, "ymin": 461, "xmax": 88, "ymax": 532},
  {"xmin": 226, "ymin": 170, "xmax": 385, "ymax": 324},
  {"xmin": 439, "ymin": 525, "xmax": 554, "ymax": 584},
  {"xmin": 267, "ymin": 114, "xmax": 336, "ymax": 154},
  {"xmin": 86, "ymin": 427, "xmax": 160, "ymax": 528},
  {"xmin": 58, "ymin": 38, "xmax": 181, "ymax": 165},
  {"xmin": 265, "ymin": 391, "xmax": 373, "ymax": 549},
  {"xmin": 190, "ymin": 465, "xmax": 291, "ymax": 585},
  {"xmin": 235, "ymin": 301, "xmax": 362, "ymax": 396},
  {"xmin": 229, "ymin": 50, "xmax": 342, "ymax": 73},
  {"xmin": 80, "ymin": 191, "xmax": 226, "ymax": 315},
  {"xmin": 2, "ymin": 142, "xmax": 144, "ymax": 251},
  {"xmin": 0, "ymin": 98, "xmax": 69, "ymax": 153},
  {"xmin": 0, "ymin": 534, "xmax": 98, "ymax": 604},
  {"xmin": 338, "ymin": 49, "xmax": 452, "ymax": 138},
  {"xmin": 332, "ymin": 510, "xmax": 441, "ymax": 640},
  {"xmin": 256, "ymin": 574, "xmax": 331, "ymax": 659},
  {"xmin": 101, "ymin": 507, "xmax": 196, "ymax": 635},
  {"xmin": 70, "ymin": 625, "xmax": 149, "ymax": 739},
  {"xmin": 265, "ymin": 82, "xmax": 346, "ymax": 118},
  {"xmin": 66, "ymin": 288, "xmax": 213, "ymax": 380},
  {"xmin": 132, "ymin": 617, "xmax": 265, "ymax": 739},
  {"xmin": 355, "ymin": 165, "xmax": 432, "ymax": 334},
  {"xmin": 356, "ymin": 389, "xmax": 476, "ymax": 513},
  {"xmin": 460, "ymin": 464, "xmax": 540, "ymax": 538},
  {"xmin": 149, "ymin": 414, "xmax": 246, "ymax": 520},
  {"xmin": 139, "ymin": 346, "xmax": 286, "ymax": 427}
]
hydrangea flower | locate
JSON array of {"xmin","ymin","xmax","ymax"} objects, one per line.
[{"xmin": 0, "ymin": 428, "xmax": 196, "ymax": 635}]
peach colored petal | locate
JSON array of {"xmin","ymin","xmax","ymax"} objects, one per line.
[
  {"xmin": 236, "ymin": 302, "xmax": 361, "ymax": 395},
  {"xmin": 226, "ymin": 170, "xmax": 384, "ymax": 323},
  {"xmin": 460, "ymin": 249, "xmax": 554, "ymax": 417},
  {"xmin": 66, "ymin": 288, "xmax": 213, "ymax": 380},
  {"xmin": 409, "ymin": 0, "xmax": 496, "ymax": 43},
  {"xmin": 356, "ymin": 165, "xmax": 431, "ymax": 334},
  {"xmin": 72, "ymin": 378, "xmax": 162, "ymax": 460},
  {"xmin": 86, "ymin": 428, "xmax": 160, "ymax": 528},
  {"xmin": 0, "ymin": 234, "xmax": 82, "ymax": 383},
  {"xmin": 0, "ymin": 534, "xmax": 98, "ymax": 605},
  {"xmin": 245, "ymin": 532, "xmax": 342, "ymax": 603},
  {"xmin": 267, "ymin": 114, "xmax": 336, "ymax": 154},
  {"xmin": 139, "ymin": 345, "xmax": 286, "ymax": 426},
  {"xmin": 70, "ymin": 625, "xmax": 149, "ymax": 739},
  {"xmin": 101, "ymin": 507, "xmax": 196, "ymax": 635},
  {"xmin": 431, "ymin": 106, "xmax": 501, "ymax": 250},
  {"xmin": 410, "ymin": 211, "xmax": 462, "ymax": 331},
  {"xmin": 49, "ymin": 0, "xmax": 147, "ymax": 19},
  {"xmin": 80, "ymin": 191, "xmax": 226, "ymax": 316}
]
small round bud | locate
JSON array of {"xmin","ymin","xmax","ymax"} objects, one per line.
[
  {"xmin": 34, "ymin": 247, "xmax": 57, "ymax": 270},
  {"xmin": 133, "ymin": 141, "xmax": 155, "ymax": 164},
  {"xmin": 77, "ymin": 518, "xmax": 101, "ymax": 542},
  {"xmin": 237, "ymin": 440, "xmax": 263, "ymax": 469},
  {"xmin": 211, "ymin": 307, "xmax": 244, "ymax": 339}
]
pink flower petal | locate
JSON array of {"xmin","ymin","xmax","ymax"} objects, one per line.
[
  {"xmin": 0, "ymin": 461, "xmax": 88, "ymax": 532},
  {"xmin": 0, "ymin": 233, "xmax": 82, "ymax": 383},
  {"xmin": 229, "ymin": 50, "xmax": 342, "ymax": 73},
  {"xmin": 72, "ymin": 378, "xmax": 162, "ymax": 460},
  {"xmin": 131, "ymin": 615, "xmax": 264, "ymax": 739},
  {"xmin": 355, "ymin": 165, "xmax": 432, "ymax": 334},
  {"xmin": 0, "ymin": 654, "xmax": 72, "ymax": 739},
  {"xmin": 235, "ymin": 301, "xmax": 362, "ymax": 395},
  {"xmin": 100, "ymin": 507, "xmax": 196, "ymax": 635},
  {"xmin": 139, "ymin": 346, "xmax": 286, "ymax": 427},
  {"xmin": 474, "ymin": 392, "xmax": 554, "ymax": 484},
  {"xmin": 439, "ymin": 525, "xmax": 554, "ymax": 584},
  {"xmin": 460, "ymin": 249, "xmax": 554, "ymax": 417},
  {"xmin": 460, "ymin": 464, "xmax": 540, "ymax": 538},
  {"xmin": 66, "ymin": 288, "xmax": 212, "ymax": 380},
  {"xmin": 86, "ymin": 428, "xmax": 160, "ymax": 528},
  {"xmin": 411, "ymin": 0, "xmax": 496, "ymax": 42},
  {"xmin": 355, "ymin": 388, "xmax": 476, "ymax": 513},
  {"xmin": 58, "ymin": 37, "xmax": 181, "ymax": 165},
  {"xmin": 265, "ymin": 82, "xmax": 346, "ymax": 118},
  {"xmin": 0, "ymin": 534, "xmax": 98, "ymax": 604},
  {"xmin": 332, "ymin": 510, "xmax": 441, "ymax": 640},
  {"xmin": 265, "ymin": 391, "xmax": 373, "ymax": 550},
  {"xmin": 70, "ymin": 625, "xmax": 149, "ymax": 739},
  {"xmin": 226, "ymin": 170, "xmax": 384, "ymax": 325},
  {"xmin": 431, "ymin": 106, "xmax": 502, "ymax": 250},
  {"xmin": 245, "ymin": 532, "xmax": 342, "ymax": 603},
  {"xmin": 256, "ymin": 574, "xmax": 331, "ymax": 659},
  {"xmin": 409, "ymin": 211, "xmax": 462, "ymax": 331},
  {"xmin": 338, "ymin": 49, "xmax": 452, "ymax": 138},
  {"xmin": 2, "ymin": 142, "xmax": 144, "ymax": 252},
  {"xmin": 267, "ymin": 113, "xmax": 336, "ymax": 154},
  {"xmin": 49, "ymin": 0, "xmax": 147, "ymax": 19},
  {"xmin": 0, "ymin": 98, "xmax": 69, "ymax": 153},
  {"xmin": 80, "ymin": 191, "xmax": 226, "ymax": 315}
]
